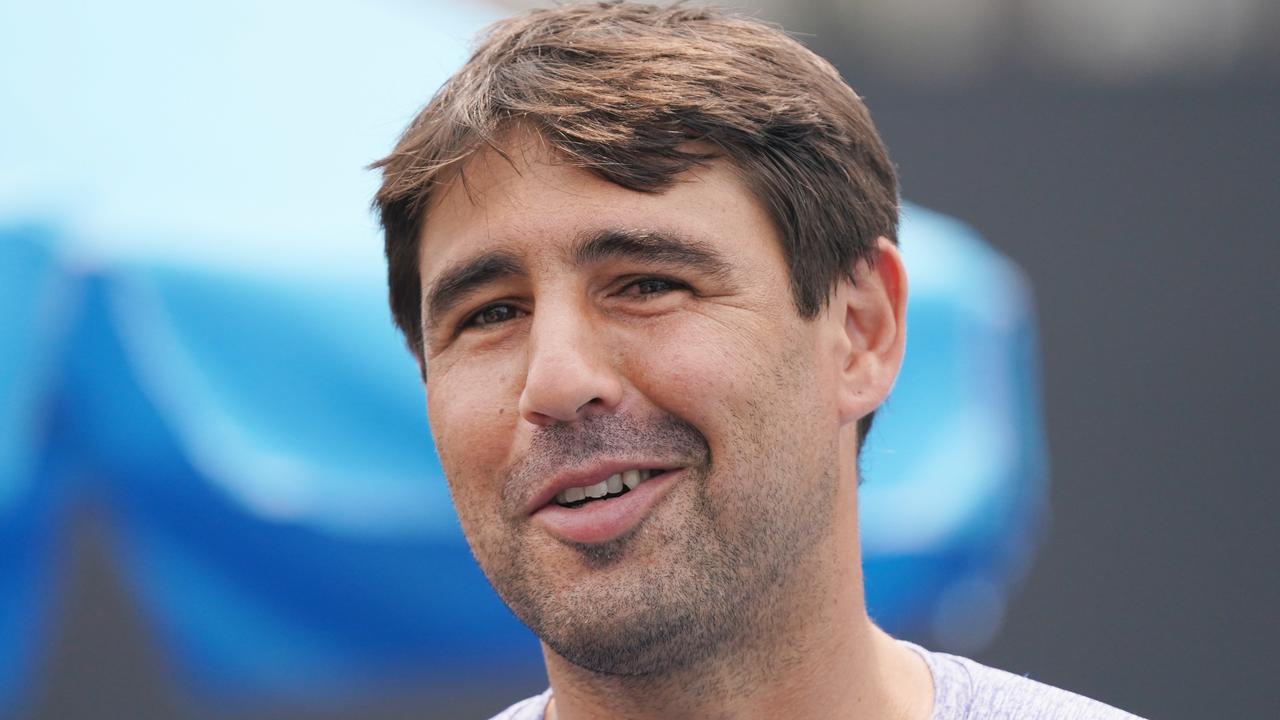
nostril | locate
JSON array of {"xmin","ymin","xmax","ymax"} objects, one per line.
[{"xmin": 519, "ymin": 374, "xmax": 623, "ymax": 424}]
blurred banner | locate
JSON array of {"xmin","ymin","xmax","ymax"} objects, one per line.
[
  {"xmin": 0, "ymin": 228, "xmax": 75, "ymax": 716},
  {"xmin": 0, "ymin": 0, "xmax": 1047, "ymax": 715}
]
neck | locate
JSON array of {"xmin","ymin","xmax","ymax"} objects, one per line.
[{"xmin": 542, "ymin": 467, "xmax": 933, "ymax": 720}]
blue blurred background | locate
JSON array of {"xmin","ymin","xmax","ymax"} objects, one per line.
[{"xmin": 2, "ymin": 1, "xmax": 1276, "ymax": 718}]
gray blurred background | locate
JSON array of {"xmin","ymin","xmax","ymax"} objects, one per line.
[
  {"xmin": 21, "ymin": 1, "xmax": 1278, "ymax": 718},
  {"xmin": 774, "ymin": 2, "xmax": 1279, "ymax": 718}
]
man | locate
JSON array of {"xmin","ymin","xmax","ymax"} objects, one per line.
[{"xmin": 372, "ymin": 3, "xmax": 1141, "ymax": 718}]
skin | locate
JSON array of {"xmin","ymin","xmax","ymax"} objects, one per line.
[{"xmin": 417, "ymin": 132, "xmax": 930, "ymax": 720}]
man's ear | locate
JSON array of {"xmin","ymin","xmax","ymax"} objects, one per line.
[{"xmin": 828, "ymin": 236, "xmax": 908, "ymax": 427}]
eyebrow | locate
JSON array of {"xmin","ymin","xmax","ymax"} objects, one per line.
[
  {"xmin": 423, "ymin": 250, "xmax": 526, "ymax": 333},
  {"xmin": 573, "ymin": 228, "xmax": 732, "ymax": 279}
]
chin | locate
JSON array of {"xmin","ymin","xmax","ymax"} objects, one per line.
[{"xmin": 537, "ymin": 597, "xmax": 730, "ymax": 677}]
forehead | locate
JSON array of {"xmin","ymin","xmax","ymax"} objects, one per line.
[{"xmin": 417, "ymin": 134, "xmax": 782, "ymax": 279}]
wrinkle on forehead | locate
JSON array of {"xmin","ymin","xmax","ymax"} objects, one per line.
[{"xmin": 426, "ymin": 123, "xmax": 732, "ymax": 222}]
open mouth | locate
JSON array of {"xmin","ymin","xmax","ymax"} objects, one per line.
[{"xmin": 554, "ymin": 468, "xmax": 670, "ymax": 508}]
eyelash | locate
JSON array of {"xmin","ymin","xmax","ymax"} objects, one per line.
[
  {"xmin": 464, "ymin": 303, "xmax": 525, "ymax": 329},
  {"xmin": 619, "ymin": 276, "xmax": 687, "ymax": 298},
  {"xmin": 459, "ymin": 276, "xmax": 688, "ymax": 331}
]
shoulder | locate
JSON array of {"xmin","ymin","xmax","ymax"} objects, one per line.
[
  {"xmin": 904, "ymin": 643, "xmax": 1146, "ymax": 720},
  {"xmin": 487, "ymin": 688, "xmax": 553, "ymax": 720}
]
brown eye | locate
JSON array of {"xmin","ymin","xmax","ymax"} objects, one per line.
[
  {"xmin": 622, "ymin": 277, "xmax": 686, "ymax": 297},
  {"xmin": 635, "ymin": 278, "xmax": 672, "ymax": 294},
  {"xmin": 467, "ymin": 304, "xmax": 522, "ymax": 328}
]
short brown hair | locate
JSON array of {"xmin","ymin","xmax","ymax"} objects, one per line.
[{"xmin": 372, "ymin": 1, "xmax": 899, "ymax": 445}]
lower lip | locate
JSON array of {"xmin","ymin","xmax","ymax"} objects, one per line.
[{"xmin": 532, "ymin": 470, "xmax": 681, "ymax": 545}]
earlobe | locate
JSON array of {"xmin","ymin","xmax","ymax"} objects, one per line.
[{"xmin": 834, "ymin": 237, "xmax": 908, "ymax": 427}]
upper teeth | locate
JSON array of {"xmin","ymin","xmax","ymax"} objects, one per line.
[{"xmin": 555, "ymin": 469, "xmax": 655, "ymax": 505}]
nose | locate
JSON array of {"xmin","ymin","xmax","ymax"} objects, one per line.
[{"xmin": 518, "ymin": 304, "xmax": 624, "ymax": 426}]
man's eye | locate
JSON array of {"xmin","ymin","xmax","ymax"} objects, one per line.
[
  {"xmin": 621, "ymin": 277, "xmax": 686, "ymax": 298},
  {"xmin": 465, "ymin": 303, "xmax": 523, "ymax": 328}
]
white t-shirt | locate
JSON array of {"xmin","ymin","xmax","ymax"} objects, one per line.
[{"xmin": 486, "ymin": 642, "xmax": 1143, "ymax": 719}]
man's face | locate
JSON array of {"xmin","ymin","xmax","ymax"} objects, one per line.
[{"xmin": 418, "ymin": 137, "xmax": 848, "ymax": 675}]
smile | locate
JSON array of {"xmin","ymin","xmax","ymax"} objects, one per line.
[
  {"xmin": 554, "ymin": 468, "xmax": 667, "ymax": 507},
  {"xmin": 534, "ymin": 467, "xmax": 684, "ymax": 545}
]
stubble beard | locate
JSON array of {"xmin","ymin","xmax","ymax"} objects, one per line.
[{"xmin": 470, "ymin": 386, "xmax": 839, "ymax": 681}]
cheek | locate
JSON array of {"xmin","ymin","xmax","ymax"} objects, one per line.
[
  {"xmin": 621, "ymin": 319, "xmax": 770, "ymax": 439},
  {"xmin": 624, "ymin": 315, "xmax": 831, "ymax": 472},
  {"xmin": 426, "ymin": 362, "xmax": 522, "ymax": 508}
]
